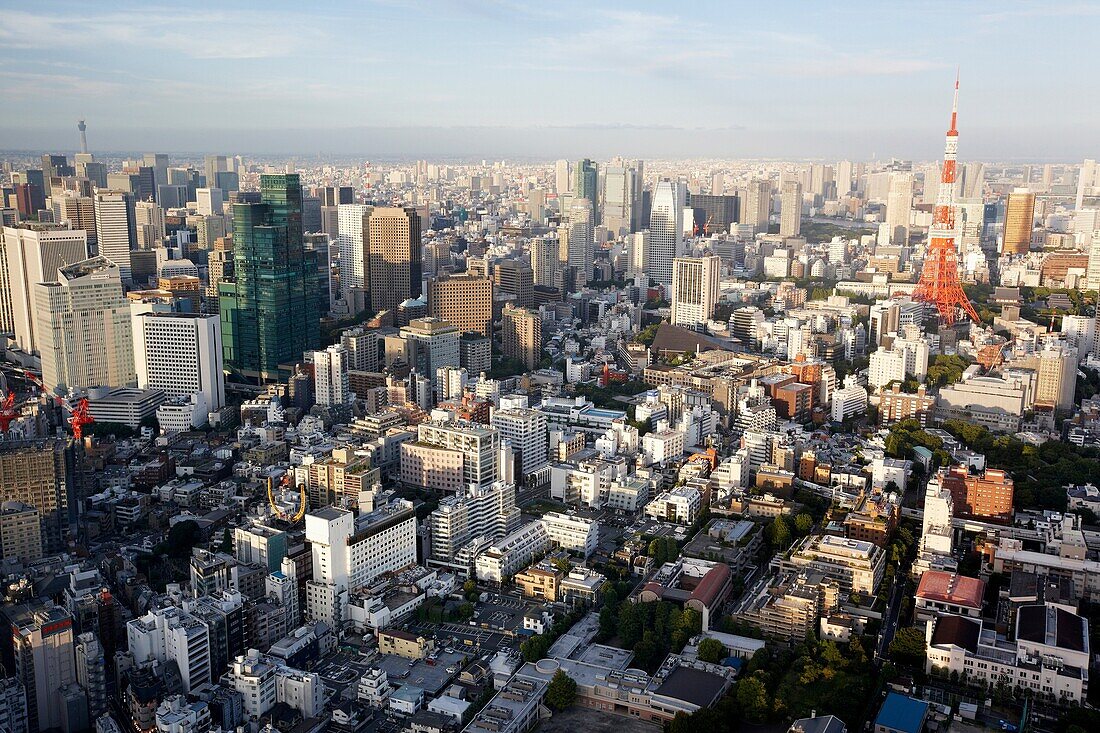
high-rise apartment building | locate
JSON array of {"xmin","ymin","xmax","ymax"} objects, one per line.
[
  {"xmin": 220, "ymin": 174, "xmax": 321, "ymax": 382},
  {"xmin": 530, "ymin": 235, "xmax": 560, "ymax": 289},
  {"xmin": 780, "ymin": 180, "xmax": 803, "ymax": 237},
  {"xmin": 312, "ymin": 343, "xmax": 351, "ymax": 406},
  {"xmin": 0, "ymin": 224, "xmax": 89, "ymax": 355},
  {"xmin": 502, "ymin": 304, "xmax": 542, "ymax": 370},
  {"xmin": 35, "ymin": 256, "xmax": 136, "ymax": 392},
  {"xmin": 428, "ymin": 482, "xmax": 520, "ymax": 563},
  {"xmin": 93, "ymin": 190, "xmax": 136, "ymax": 283},
  {"xmin": 367, "ymin": 206, "xmax": 422, "ymax": 314},
  {"xmin": 1002, "ymin": 189, "xmax": 1035, "ymax": 255},
  {"xmin": 0, "ymin": 441, "xmax": 72, "ymax": 555},
  {"xmin": 132, "ymin": 311, "xmax": 224, "ymax": 416},
  {"xmin": 648, "ymin": 179, "xmax": 685, "ymax": 288},
  {"xmin": 7, "ymin": 602, "xmax": 77, "ymax": 733},
  {"xmin": 670, "ymin": 256, "xmax": 720, "ymax": 329},
  {"xmin": 416, "ymin": 421, "xmax": 501, "ymax": 490},
  {"xmin": 0, "ymin": 501, "xmax": 42, "ymax": 564},
  {"xmin": 75, "ymin": 632, "xmax": 108, "ymax": 720},
  {"xmin": 490, "ymin": 408, "xmax": 548, "ymax": 477},
  {"xmin": 426, "ymin": 274, "xmax": 493, "ymax": 336},
  {"xmin": 742, "ymin": 179, "xmax": 771, "ymax": 232},
  {"xmin": 561, "ymin": 199, "xmax": 593, "ymax": 287},
  {"xmin": 493, "ymin": 260, "xmax": 534, "ymax": 307}
]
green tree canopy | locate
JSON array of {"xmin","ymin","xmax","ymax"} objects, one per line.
[{"xmin": 697, "ymin": 637, "xmax": 726, "ymax": 664}]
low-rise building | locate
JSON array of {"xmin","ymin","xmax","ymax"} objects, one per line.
[
  {"xmin": 914, "ymin": 570, "xmax": 984, "ymax": 623},
  {"xmin": 644, "ymin": 486, "xmax": 702, "ymax": 525},
  {"xmin": 777, "ymin": 535, "xmax": 886, "ymax": 594},
  {"xmin": 377, "ymin": 629, "xmax": 434, "ymax": 660}
]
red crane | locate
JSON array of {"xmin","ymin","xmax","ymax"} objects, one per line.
[
  {"xmin": 0, "ymin": 390, "xmax": 18, "ymax": 433},
  {"xmin": 0, "ymin": 367, "xmax": 94, "ymax": 441},
  {"xmin": 912, "ymin": 73, "xmax": 981, "ymax": 326}
]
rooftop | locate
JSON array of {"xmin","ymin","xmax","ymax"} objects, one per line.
[
  {"xmin": 875, "ymin": 693, "xmax": 928, "ymax": 733},
  {"xmin": 915, "ymin": 570, "xmax": 985, "ymax": 609}
]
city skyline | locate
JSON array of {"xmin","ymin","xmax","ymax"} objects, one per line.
[{"xmin": 1, "ymin": 1, "xmax": 1096, "ymax": 159}]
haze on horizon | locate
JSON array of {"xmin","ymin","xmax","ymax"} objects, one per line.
[{"xmin": 1, "ymin": 0, "xmax": 1095, "ymax": 161}]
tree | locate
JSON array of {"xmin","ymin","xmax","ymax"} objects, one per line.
[
  {"xmin": 736, "ymin": 676, "xmax": 770, "ymax": 723},
  {"xmin": 697, "ymin": 637, "xmax": 726, "ymax": 664},
  {"xmin": 793, "ymin": 513, "xmax": 814, "ymax": 535},
  {"xmin": 165, "ymin": 520, "xmax": 202, "ymax": 559},
  {"xmin": 889, "ymin": 627, "xmax": 927, "ymax": 667},
  {"xmin": 463, "ymin": 579, "xmax": 477, "ymax": 595},
  {"xmin": 551, "ymin": 557, "xmax": 572, "ymax": 573},
  {"xmin": 455, "ymin": 603, "xmax": 475, "ymax": 621},
  {"xmin": 545, "ymin": 670, "xmax": 577, "ymax": 712}
]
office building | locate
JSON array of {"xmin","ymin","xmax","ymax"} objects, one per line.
[
  {"xmin": 336, "ymin": 203, "xmax": 370, "ymax": 313},
  {"xmin": 220, "ymin": 174, "xmax": 322, "ymax": 382},
  {"xmin": 490, "ymin": 408, "xmax": 548, "ymax": 477},
  {"xmin": 531, "ymin": 235, "xmax": 560, "ymax": 288},
  {"xmin": 689, "ymin": 193, "xmax": 738, "ymax": 235},
  {"xmin": 233, "ymin": 523, "xmax": 288, "ymax": 573},
  {"xmin": 648, "ymin": 179, "xmax": 685, "ymax": 287},
  {"xmin": 502, "ymin": 304, "xmax": 542, "ymax": 370},
  {"xmin": 7, "ymin": 602, "xmax": 77, "ymax": 733},
  {"xmin": 132, "ymin": 311, "xmax": 224, "ymax": 419},
  {"xmin": 0, "ymin": 677, "xmax": 28, "ymax": 733},
  {"xmin": 572, "ymin": 159, "xmax": 598, "ymax": 220},
  {"xmin": 35, "ymin": 256, "xmax": 136, "ymax": 392},
  {"xmin": 0, "ymin": 441, "xmax": 72, "ymax": 555},
  {"xmin": 426, "ymin": 274, "xmax": 493, "ymax": 336},
  {"xmin": 670, "ymin": 256, "xmax": 719, "ymax": 328},
  {"xmin": 0, "ymin": 501, "xmax": 42, "ymax": 564},
  {"xmin": 313, "ymin": 343, "xmax": 351, "ymax": 406},
  {"xmin": 1, "ymin": 223, "xmax": 89, "ymax": 355},
  {"xmin": 196, "ymin": 187, "xmax": 223, "ymax": 217},
  {"xmin": 52, "ymin": 194, "xmax": 97, "ymax": 248},
  {"xmin": 367, "ymin": 206, "xmax": 421, "ymax": 314},
  {"xmin": 401, "ymin": 317, "xmax": 460, "ymax": 386},
  {"xmin": 742, "ymin": 179, "xmax": 771, "ymax": 232},
  {"xmin": 541, "ymin": 511, "xmax": 598, "ymax": 557},
  {"xmin": 93, "ymin": 190, "xmax": 136, "ymax": 283},
  {"xmin": 602, "ymin": 163, "xmax": 640, "ymax": 236},
  {"xmin": 780, "ymin": 180, "xmax": 802, "ymax": 237},
  {"xmin": 1002, "ymin": 190, "xmax": 1035, "ymax": 256},
  {"xmin": 126, "ymin": 605, "xmax": 212, "ymax": 693}
]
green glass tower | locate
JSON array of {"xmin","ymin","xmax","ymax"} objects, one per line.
[
  {"xmin": 220, "ymin": 174, "xmax": 322, "ymax": 382},
  {"xmin": 573, "ymin": 158, "xmax": 598, "ymax": 222}
]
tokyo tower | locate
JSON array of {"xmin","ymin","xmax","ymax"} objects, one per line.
[{"xmin": 913, "ymin": 74, "xmax": 980, "ymax": 326}]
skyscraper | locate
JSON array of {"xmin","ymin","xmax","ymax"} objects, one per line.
[
  {"xmin": 648, "ymin": 179, "xmax": 685, "ymax": 288},
  {"xmin": 427, "ymin": 273, "xmax": 493, "ymax": 336},
  {"xmin": 602, "ymin": 162, "xmax": 641, "ymax": 236},
  {"xmin": 52, "ymin": 194, "xmax": 97, "ymax": 248},
  {"xmin": 1002, "ymin": 189, "xmax": 1035, "ymax": 256},
  {"xmin": 312, "ymin": 344, "xmax": 351, "ymax": 406},
  {"xmin": 502, "ymin": 304, "xmax": 542, "ymax": 370},
  {"xmin": 554, "ymin": 160, "xmax": 571, "ymax": 196},
  {"xmin": 780, "ymin": 180, "xmax": 803, "ymax": 237},
  {"xmin": 400, "ymin": 318, "xmax": 460, "ymax": 386},
  {"xmin": 367, "ymin": 206, "xmax": 421, "ymax": 314},
  {"xmin": 493, "ymin": 259, "xmax": 534, "ymax": 307},
  {"xmin": 885, "ymin": 173, "xmax": 914, "ymax": 245},
  {"xmin": 562, "ymin": 198, "xmax": 594, "ymax": 287},
  {"xmin": 94, "ymin": 190, "xmax": 136, "ymax": 283},
  {"xmin": 0, "ymin": 440, "xmax": 73, "ymax": 555},
  {"xmin": 35, "ymin": 256, "xmax": 136, "ymax": 392},
  {"xmin": 530, "ymin": 235, "xmax": 560, "ymax": 289},
  {"xmin": 1, "ymin": 224, "xmax": 89, "ymax": 356},
  {"xmin": 220, "ymin": 174, "xmax": 321, "ymax": 383},
  {"xmin": 1076, "ymin": 159, "xmax": 1099, "ymax": 210},
  {"xmin": 7, "ymin": 602, "xmax": 77, "ymax": 733},
  {"xmin": 132, "ymin": 312, "xmax": 225, "ymax": 413},
  {"xmin": 671, "ymin": 256, "xmax": 720, "ymax": 328},
  {"xmin": 573, "ymin": 159, "xmax": 598, "ymax": 222},
  {"xmin": 336, "ymin": 203, "xmax": 371, "ymax": 314}
]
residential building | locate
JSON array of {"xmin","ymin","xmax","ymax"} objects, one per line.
[
  {"xmin": 414, "ymin": 421, "xmax": 500, "ymax": 490},
  {"xmin": 428, "ymin": 482, "xmax": 520, "ymax": 563},
  {"xmin": 426, "ymin": 274, "xmax": 493, "ymax": 336},
  {"xmin": 490, "ymin": 408, "xmax": 548, "ymax": 477},
  {"xmin": 336, "ymin": 203, "xmax": 370, "ymax": 312},
  {"xmin": 475, "ymin": 520, "xmax": 552, "ymax": 582},
  {"xmin": 0, "ymin": 501, "xmax": 42, "ymax": 564},
  {"xmin": 780, "ymin": 180, "xmax": 802, "ymax": 237},
  {"xmin": 377, "ymin": 629, "xmax": 434, "ymax": 660},
  {"xmin": 670, "ymin": 256, "xmax": 719, "ymax": 328},
  {"xmin": 735, "ymin": 572, "xmax": 839, "ymax": 642},
  {"xmin": 313, "ymin": 343, "xmax": 351, "ymax": 406},
  {"xmin": 0, "ymin": 440, "xmax": 72, "ymax": 554},
  {"xmin": 935, "ymin": 466, "xmax": 1014, "ymax": 523},
  {"xmin": 502, "ymin": 304, "xmax": 542, "ymax": 370},
  {"xmin": 541, "ymin": 512, "xmax": 598, "ymax": 557},
  {"xmin": 644, "ymin": 486, "xmax": 702, "ymax": 525},
  {"xmin": 75, "ymin": 632, "xmax": 107, "ymax": 720},
  {"xmin": 126, "ymin": 606, "xmax": 211, "ymax": 693},
  {"xmin": 779, "ymin": 535, "xmax": 886, "ymax": 594}
]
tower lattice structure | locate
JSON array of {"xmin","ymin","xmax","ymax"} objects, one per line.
[{"xmin": 913, "ymin": 75, "xmax": 980, "ymax": 326}]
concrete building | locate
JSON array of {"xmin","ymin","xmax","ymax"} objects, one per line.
[
  {"xmin": 0, "ymin": 440, "xmax": 72, "ymax": 555},
  {"xmin": 367, "ymin": 206, "xmax": 422, "ymax": 313},
  {"xmin": 426, "ymin": 274, "xmax": 493, "ymax": 336},
  {"xmin": 313, "ymin": 343, "xmax": 351, "ymax": 406},
  {"xmin": 336, "ymin": 203, "xmax": 370, "ymax": 312},
  {"xmin": 489, "ymin": 408, "xmax": 548, "ymax": 477},
  {"xmin": 475, "ymin": 521, "xmax": 552, "ymax": 582},
  {"xmin": 648, "ymin": 179, "xmax": 685, "ymax": 287},
  {"xmin": 1002, "ymin": 190, "xmax": 1035, "ymax": 256},
  {"xmin": 935, "ymin": 466, "xmax": 1014, "ymax": 523},
  {"xmin": 541, "ymin": 512, "xmax": 598, "ymax": 558},
  {"xmin": 401, "ymin": 318, "xmax": 460, "ymax": 388},
  {"xmin": 35, "ymin": 256, "xmax": 136, "ymax": 392},
  {"xmin": 132, "ymin": 311, "xmax": 224, "ymax": 422},
  {"xmin": 414, "ymin": 421, "xmax": 500, "ymax": 490},
  {"xmin": 126, "ymin": 606, "xmax": 211, "ymax": 693},
  {"xmin": 0, "ymin": 501, "xmax": 42, "ymax": 565},
  {"xmin": 6, "ymin": 602, "xmax": 77, "ymax": 733},
  {"xmin": 780, "ymin": 180, "xmax": 802, "ymax": 237},
  {"xmin": 93, "ymin": 190, "xmax": 136, "ymax": 283},
  {"xmin": 670, "ymin": 256, "xmax": 719, "ymax": 328},
  {"xmin": 428, "ymin": 482, "xmax": 520, "ymax": 563},
  {"xmin": 0, "ymin": 223, "xmax": 89, "ymax": 355},
  {"xmin": 779, "ymin": 535, "xmax": 886, "ymax": 594},
  {"xmin": 644, "ymin": 486, "xmax": 702, "ymax": 525},
  {"xmin": 75, "ymin": 632, "xmax": 107, "ymax": 720},
  {"xmin": 501, "ymin": 304, "xmax": 542, "ymax": 370}
]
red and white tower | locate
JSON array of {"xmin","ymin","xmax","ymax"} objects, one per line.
[{"xmin": 913, "ymin": 74, "xmax": 980, "ymax": 326}]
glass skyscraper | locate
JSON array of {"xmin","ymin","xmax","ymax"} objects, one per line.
[{"xmin": 220, "ymin": 173, "xmax": 322, "ymax": 382}]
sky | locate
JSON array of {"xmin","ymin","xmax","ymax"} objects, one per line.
[{"xmin": 0, "ymin": 0, "xmax": 1096, "ymax": 160}]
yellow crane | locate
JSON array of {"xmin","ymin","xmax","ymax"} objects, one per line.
[{"xmin": 268, "ymin": 474, "xmax": 307, "ymax": 523}]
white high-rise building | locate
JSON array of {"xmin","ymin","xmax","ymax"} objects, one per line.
[
  {"xmin": 554, "ymin": 160, "xmax": 571, "ymax": 196},
  {"xmin": 93, "ymin": 190, "xmax": 136, "ymax": 283},
  {"xmin": 134, "ymin": 201, "xmax": 165, "ymax": 249},
  {"xmin": 780, "ymin": 180, "xmax": 802, "ymax": 237},
  {"xmin": 916, "ymin": 474, "xmax": 956, "ymax": 574},
  {"xmin": 428, "ymin": 482, "xmax": 521, "ymax": 563},
  {"xmin": 489, "ymin": 407, "xmax": 548, "ymax": 477},
  {"xmin": 670, "ymin": 255, "xmax": 720, "ymax": 328},
  {"xmin": 885, "ymin": 173, "xmax": 914, "ymax": 245},
  {"xmin": 35, "ymin": 256, "xmax": 136, "ymax": 392},
  {"xmin": 831, "ymin": 375, "xmax": 868, "ymax": 422},
  {"xmin": 337, "ymin": 203, "xmax": 371, "ymax": 313},
  {"xmin": 126, "ymin": 606, "xmax": 211, "ymax": 693},
  {"xmin": 629, "ymin": 230, "xmax": 649, "ymax": 277},
  {"xmin": 648, "ymin": 179, "xmax": 685, "ymax": 288},
  {"xmin": 436, "ymin": 365, "xmax": 468, "ymax": 403},
  {"xmin": 868, "ymin": 347, "xmax": 907, "ymax": 389},
  {"xmin": 1076, "ymin": 159, "xmax": 1099, "ymax": 210},
  {"xmin": 10, "ymin": 603, "xmax": 77, "ymax": 733},
  {"xmin": 416, "ymin": 421, "xmax": 500, "ymax": 489},
  {"xmin": 0, "ymin": 224, "xmax": 89, "ymax": 355},
  {"xmin": 312, "ymin": 344, "xmax": 351, "ymax": 406},
  {"xmin": 1086, "ymin": 230, "xmax": 1100, "ymax": 291},
  {"xmin": 132, "ymin": 311, "xmax": 224, "ymax": 414},
  {"xmin": 195, "ymin": 187, "xmax": 223, "ymax": 217}
]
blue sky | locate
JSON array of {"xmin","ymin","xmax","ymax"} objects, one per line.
[{"xmin": 0, "ymin": 0, "xmax": 1095, "ymax": 159}]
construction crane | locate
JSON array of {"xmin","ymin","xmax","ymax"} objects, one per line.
[
  {"xmin": 0, "ymin": 366, "xmax": 94, "ymax": 441},
  {"xmin": 267, "ymin": 473, "xmax": 307, "ymax": 524},
  {"xmin": 702, "ymin": 215, "xmax": 714, "ymax": 236}
]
